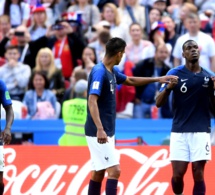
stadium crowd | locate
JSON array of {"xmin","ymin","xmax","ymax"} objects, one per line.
[{"xmin": 0, "ymin": 0, "xmax": 215, "ymax": 119}]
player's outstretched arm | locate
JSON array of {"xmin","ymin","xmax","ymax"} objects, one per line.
[
  {"xmin": 156, "ymin": 78, "xmax": 178, "ymax": 107},
  {"xmin": 123, "ymin": 75, "xmax": 178, "ymax": 86}
]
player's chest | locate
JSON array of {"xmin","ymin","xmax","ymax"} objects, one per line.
[
  {"xmin": 105, "ymin": 72, "xmax": 117, "ymax": 95},
  {"xmin": 175, "ymin": 74, "xmax": 211, "ymax": 94}
]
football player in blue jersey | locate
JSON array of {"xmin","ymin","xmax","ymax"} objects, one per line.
[
  {"xmin": 156, "ymin": 39, "xmax": 215, "ymax": 195},
  {"xmin": 85, "ymin": 37, "xmax": 178, "ymax": 195},
  {"xmin": 0, "ymin": 80, "xmax": 14, "ymax": 195}
]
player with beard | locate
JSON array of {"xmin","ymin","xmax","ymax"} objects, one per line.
[{"xmin": 156, "ymin": 40, "xmax": 215, "ymax": 195}]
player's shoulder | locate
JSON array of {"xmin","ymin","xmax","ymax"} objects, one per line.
[
  {"xmin": 91, "ymin": 62, "xmax": 106, "ymax": 74},
  {"xmin": 168, "ymin": 65, "xmax": 184, "ymax": 75},
  {"xmin": 201, "ymin": 67, "xmax": 215, "ymax": 77}
]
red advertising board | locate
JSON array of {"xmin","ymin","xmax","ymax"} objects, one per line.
[{"xmin": 3, "ymin": 146, "xmax": 215, "ymax": 195}]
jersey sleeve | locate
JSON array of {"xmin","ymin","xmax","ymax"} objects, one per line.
[
  {"xmin": 89, "ymin": 68, "xmax": 105, "ymax": 96},
  {"xmin": 113, "ymin": 67, "xmax": 127, "ymax": 84},
  {"xmin": 159, "ymin": 68, "xmax": 178, "ymax": 92},
  {"xmin": 0, "ymin": 80, "xmax": 12, "ymax": 107}
]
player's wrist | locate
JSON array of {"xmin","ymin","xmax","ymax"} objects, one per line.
[{"xmin": 165, "ymin": 87, "xmax": 172, "ymax": 93}]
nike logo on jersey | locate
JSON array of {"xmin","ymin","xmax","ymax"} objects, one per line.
[
  {"xmin": 181, "ymin": 79, "xmax": 188, "ymax": 82},
  {"xmin": 104, "ymin": 156, "xmax": 109, "ymax": 161}
]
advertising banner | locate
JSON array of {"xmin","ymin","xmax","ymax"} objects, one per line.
[{"xmin": 3, "ymin": 146, "xmax": 215, "ymax": 195}]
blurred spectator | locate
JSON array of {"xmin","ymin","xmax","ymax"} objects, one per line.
[
  {"xmin": 0, "ymin": 0, "xmax": 30, "ymax": 28},
  {"xmin": 144, "ymin": 21, "xmax": 172, "ymax": 67},
  {"xmin": 0, "ymin": 45, "xmax": 31, "ymax": 101},
  {"xmin": 38, "ymin": 20, "xmax": 86, "ymax": 79},
  {"xmin": 42, "ymin": 0, "xmax": 62, "ymax": 27},
  {"xmin": 67, "ymin": 0, "xmax": 100, "ymax": 35},
  {"xmin": 101, "ymin": 3, "xmax": 130, "ymax": 43},
  {"xmin": 63, "ymin": 68, "xmax": 87, "ymax": 101},
  {"xmin": 175, "ymin": 2, "xmax": 198, "ymax": 35},
  {"xmin": 0, "ymin": 25, "xmax": 34, "ymax": 67},
  {"xmin": 59, "ymin": 79, "xmax": 88, "ymax": 146},
  {"xmin": 34, "ymin": 47, "xmax": 65, "ymax": 102},
  {"xmin": 88, "ymin": 28, "xmax": 111, "ymax": 63},
  {"xmin": 125, "ymin": 23, "xmax": 152, "ymax": 64},
  {"xmin": 0, "ymin": 15, "xmax": 11, "ymax": 42},
  {"xmin": 133, "ymin": 44, "xmax": 171, "ymax": 118},
  {"xmin": 74, "ymin": 46, "xmax": 97, "ymax": 77},
  {"xmin": 173, "ymin": 12, "xmax": 215, "ymax": 72},
  {"xmin": 23, "ymin": 71, "xmax": 57, "ymax": 119},
  {"xmin": 118, "ymin": 0, "xmax": 146, "ymax": 29},
  {"xmin": 29, "ymin": 4, "xmax": 47, "ymax": 41},
  {"xmin": 162, "ymin": 15, "xmax": 179, "ymax": 64},
  {"xmin": 144, "ymin": 8, "xmax": 162, "ymax": 39},
  {"xmin": 167, "ymin": 0, "xmax": 183, "ymax": 21},
  {"xmin": 153, "ymin": 0, "xmax": 167, "ymax": 14}
]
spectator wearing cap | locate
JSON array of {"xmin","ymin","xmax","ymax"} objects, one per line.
[
  {"xmin": 153, "ymin": 0, "xmax": 167, "ymax": 14},
  {"xmin": 101, "ymin": 3, "xmax": 130, "ymax": 43},
  {"xmin": 125, "ymin": 23, "xmax": 152, "ymax": 64},
  {"xmin": 118, "ymin": 0, "xmax": 146, "ymax": 29},
  {"xmin": 143, "ymin": 21, "xmax": 172, "ymax": 67},
  {"xmin": 0, "ymin": 0, "xmax": 30, "ymax": 28},
  {"xmin": 29, "ymin": 3, "xmax": 47, "ymax": 41},
  {"xmin": 67, "ymin": 0, "xmax": 100, "ymax": 35},
  {"xmin": 173, "ymin": 12, "xmax": 215, "ymax": 72},
  {"xmin": 59, "ymin": 79, "xmax": 88, "ymax": 146}
]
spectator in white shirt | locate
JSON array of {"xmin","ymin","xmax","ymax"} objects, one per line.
[
  {"xmin": 173, "ymin": 12, "xmax": 215, "ymax": 72},
  {"xmin": 0, "ymin": 45, "xmax": 31, "ymax": 101}
]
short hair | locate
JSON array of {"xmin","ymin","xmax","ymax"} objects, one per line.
[
  {"xmin": 129, "ymin": 22, "xmax": 142, "ymax": 31},
  {"xmin": 185, "ymin": 12, "xmax": 200, "ymax": 20},
  {"xmin": 28, "ymin": 71, "xmax": 50, "ymax": 90},
  {"xmin": 5, "ymin": 45, "xmax": 19, "ymax": 51},
  {"xmin": 155, "ymin": 43, "xmax": 167, "ymax": 52},
  {"xmin": 182, "ymin": 40, "xmax": 197, "ymax": 51},
  {"xmin": 105, "ymin": 37, "xmax": 126, "ymax": 57}
]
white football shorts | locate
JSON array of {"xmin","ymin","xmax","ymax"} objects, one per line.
[
  {"xmin": 169, "ymin": 132, "xmax": 211, "ymax": 162},
  {"xmin": 86, "ymin": 135, "xmax": 120, "ymax": 171}
]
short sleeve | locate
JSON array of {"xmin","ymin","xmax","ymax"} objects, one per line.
[
  {"xmin": 113, "ymin": 67, "xmax": 127, "ymax": 84},
  {"xmin": 159, "ymin": 68, "xmax": 178, "ymax": 92},
  {"xmin": 0, "ymin": 80, "xmax": 12, "ymax": 107},
  {"xmin": 89, "ymin": 68, "xmax": 105, "ymax": 96}
]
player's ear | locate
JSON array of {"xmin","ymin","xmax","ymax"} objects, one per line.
[{"xmin": 182, "ymin": 52, "xmax": 185, "ymax": 58}]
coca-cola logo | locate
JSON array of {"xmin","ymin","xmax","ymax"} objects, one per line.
[{"xmin": 3, "ymin": 147, "xmax": 172, "ymax": 195}]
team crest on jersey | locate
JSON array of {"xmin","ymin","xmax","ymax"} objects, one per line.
[{"xmin": 202, "ymin": 77, "xmax": 209, "ymax": 88}]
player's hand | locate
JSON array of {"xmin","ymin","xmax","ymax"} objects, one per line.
[
  {"xmin": 166, "ymin": 77, "xmax": 178, "ymax": 90},
  {"xmin": 97, "ymin": 128, "xmax": 108, "ymax": 144},
  {"xmin": 1, "ymin": 128, "xmax": 11, "ymax": 145},
  {"xmin": 211, "ymin": 76, "xmax": 215, "ymax": 89},
  {"xmin": 158, "ymin": 75, "xmax": 178, "ymax": 84}
]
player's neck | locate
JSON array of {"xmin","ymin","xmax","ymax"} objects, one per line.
[
  {"xmin": 189, "ymin": 31, "xmax": 199, "ymax": 37},
  {"xmin": 185, "ymin": 62, "xmax": 201, "ymax": 73},
  {"xmin": 102, "ymin": 57, "xmax": 115, "ymax": 72}
]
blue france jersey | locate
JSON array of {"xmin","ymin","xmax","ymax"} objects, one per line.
[
  {"xmin": 0, "ymin": 80, "xmax": 12, "ymax": 107},
  {"xmin": 85, "ymin": 62, "xmax": 127, "ymax": 137},
  {"xmin": 160, "ymin": 65, "xmax": 214, "ymax": 133}
]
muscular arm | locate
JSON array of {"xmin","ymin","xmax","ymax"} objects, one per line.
[
  {"xmin": 123, "ymin": 76, "xmax": 160, "ymax": 86},
  {"xmin": 156, "ymin": 88, "xmax": 171, "ymax": 107},
  {"xmin": 4, "ymin": 105, "xmax": 14, "ymax": 130},
  {"xmin": 88, "ymin": 94, "xmax": 103, "ymax": 130}
]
